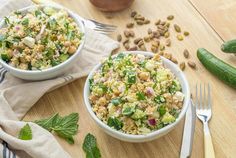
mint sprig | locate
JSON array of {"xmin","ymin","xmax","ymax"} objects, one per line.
[{"xmin": 34, "ymin": 113, "xmax": 79, "ymax": 144}]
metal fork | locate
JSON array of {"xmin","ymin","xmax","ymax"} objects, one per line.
[
  {"xmin": 31, "ymin": 0, "xmax": 117, "ymax": 34},
  {"xmin": 78, "ymin": 17, "xmax": 117, "ymax": 34},
  {"xmin": 195, "ymin": 83, "xmax": 215, "ymax": 158}
]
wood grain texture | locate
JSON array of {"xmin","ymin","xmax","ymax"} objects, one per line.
[
  {"xmin": 23, "ymin": 0, "xmax": 236, "ymax": 157},
  {"xmin": 189, "ymin": 0, "xmax": 236, "ymax": 41}
]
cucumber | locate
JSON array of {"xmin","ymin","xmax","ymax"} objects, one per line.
[
  {"xmin": 221, "ymin": 39, "xmax": 236, "ymax": 53},
  {"xmin": 197, "ymin": 48, "xmax": 236, "ymax": 88}
]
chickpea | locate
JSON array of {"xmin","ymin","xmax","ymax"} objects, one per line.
[
  {"xmin": 7, "ymin": 49, "xmax": 13, "ymax": 58},
  {"xmin": 64, "ymin": 41, "xmax": 71, "ymax": 47},
  {"xmin": 18, "ymin": 63, "xmax": 28, "ymax": 70},
  {"xmin": 25, "ymin": 55, "xmax": 31, "ymax": 62},
  {"xmin": 145, "ymin": 106, "xmax": 156, "ymax": 115},
  {"xmin": 37, "ymin": 45, "xmax": 45, "ymax": 52},
  {"xmin": 105, "ymin": 94, "xmax": 112, "ymax": 100},
  {"xmin": 23, "ymin": 47, "xmax": 31, "ymax": 54},
  {"xmin": 18, "ymin": 42, "xmax": 26, "ymax": 49},
  {"xmin": 89, "ymin": 94, "xmax": 98, "ymax": 104},
  {"xmin": 113, "ymin": 89, "xmax": 121, "ymax": 96},
  {"xmin": 139, "ymin": 72, "xmax": 150, "ymax": 81},
  {"xmin": 20, "ymin": 56, "xmax": 26, "ymax": 63},
  {"xmin": 11, "ymin": 57, "xmax": 19, "ymax": 65},
  {"xmin": 130, "ymin": 84, "xmax": 137, "ymax": 91},
  {"xmin": 18, "ymin": 30, "xmax": 25, "ymax": 37},
  {"xmin": 97, "ymin": 97, "xmax": 107, "ymax": 106},
  {"xmin": 68, "ymin": 45, "xmax": 77, "ymax": 54},
  {"xmin": 97, "ymin": 106, "xmax": 108, "ymax": 117},
  {"xmin": 153, "ymin": 54, "xmax": 160, "ymax": 61},
  {"xmin": 57, "ymin": 35, "xmax": 64, "ymax": 41},
  {"xmin": 137, "ymin": 83, "xmax": 145, "ymax": 91},
  {"xmin": 31, "ymin": 58, "xmax": 37, "ymax": 65}
]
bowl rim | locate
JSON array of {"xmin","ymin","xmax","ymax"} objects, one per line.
[
  {"xmin": 0, "ymin": 4, "xmax": 85, "ymax": 74},
  {"xmin": 83, "ymin": 51, "xmax": 190, "ymax": 140}
]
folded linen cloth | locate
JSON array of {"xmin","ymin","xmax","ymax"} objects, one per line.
[{"xmin": 0, "ymin": 0, "xmax": 119, "ymax": 157}]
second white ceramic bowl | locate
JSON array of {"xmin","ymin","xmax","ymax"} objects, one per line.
[
  {"xmin": 0, "ymin": 5, "xmax": 85, "ymax": 80},
  {"xmin": 84, "ymin": 51, "xmax": 190, "ymax": 142}
]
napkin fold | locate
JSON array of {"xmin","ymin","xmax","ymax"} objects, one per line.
[{"xmin": 0, "ymin": 0, "xmax": 119, "ymax": 157}]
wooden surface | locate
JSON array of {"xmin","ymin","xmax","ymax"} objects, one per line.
[
  {"xmin": 23, "ymin": 0, "xmax": 236, "ymax": 157},
  {"xmin": 189, "ymin": 0, "xmax": 236, "ymax": 41}
]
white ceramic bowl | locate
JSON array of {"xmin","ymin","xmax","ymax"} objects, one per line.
[
  {"xmin": 0, "ymin": 5, "xmax": 85, "ymax": 80},
  {"xmin": 84, "ymin": 51, "xmax": 190, "ymax": 142}
]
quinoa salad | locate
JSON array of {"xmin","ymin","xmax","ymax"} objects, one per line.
[
  {"xmin": 89, "ymin": 53, "xmax": 184, "ymax": 135},
  {"xmin": 0, "ymin": 6, "xmax": 83, "ymax": 70}
]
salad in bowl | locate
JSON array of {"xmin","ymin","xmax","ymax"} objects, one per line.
[
  {"xmin": 84, "ymin": 51, "xmax": 190, "ymax": 142},
  {"xmin": 0, "ymin": 5, "xmax": 85, "ymax": 80}
]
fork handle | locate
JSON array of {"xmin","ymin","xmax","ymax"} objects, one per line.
[{"xmin": 204, "ymin": 122, "xmax": 215, "ymax": 158}]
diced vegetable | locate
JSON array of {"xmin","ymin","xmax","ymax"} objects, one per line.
[
  {"xmin": 59, "ymin": 54, "xmax": 69, "ymax": 62},
  {"xmin": 131, "ymin": 109, "xmax": 146, "ymax": 120},
  {"xmin": 122, "ymin": 103, "xmax": 135, "ymax": 116},
  {"xmin": 162, "ymin": 112, "xmax": 175, "ymax": 124},
  {"xmin": 111, "ymin": 98, "xmax": 122, "ymax": 106}
]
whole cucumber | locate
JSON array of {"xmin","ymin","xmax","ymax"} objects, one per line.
[
  {"xmin": 221, "ymin": 39, "xmax": 236, "ymax": 53},
  {"xmin": 197, "ymin": 48, "xmax": 236, "ymax": 88}
]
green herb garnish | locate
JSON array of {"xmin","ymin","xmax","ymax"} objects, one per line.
[
  {"xmin": 169, "ymin": 108, "xmax": 179, "ymax": 118},
  {"xmin": 1, "ymin": 53, "xmax": 10, "ymax": 62},
  {"xmin": 116, "ymin": 53, "xmax": 125, "ymax": 60},
  {"xmin": 35, "ymin": 10, "xmax": 41, "ymax": 17},
  {"xmin": 48, "ymin": 18, "xmax": 57, "ymax": 29},
  {"xmin": 67, "ymin": 30, "xmax": 75, "ymax": 40},
  {"xmin": 107, "ymin": 117, "xmax": 123, "ymax": 130},
  {"xmin": 18, "ymin": 123, "xmax": 32, "ymax": 140},
  {"xmin": 99, "ymin": 84, "xmax": 108, "ymax": 93},
  {"xmin": 4, "ymin": 17, "xmax": 10, "ymax": 25},
  {"xmin": 158, "ymin": 106, "xmax": 166, "ymax": 116},
  {"xmin": 14, "ymin": 11, "xmax": 22, "ymax": 15},
  {"xmin": 83, "ymin": 133, "xmax": 101, "ymax": 158},
  {"xmin": 21, "ymin": 18, "xmax": 29, "ymax": 26},
  {"xmin": 34, "ymin": 113, "xmax": 79, "ymax": 144},
  {"xmin": 136, "ymin": 92, "xmax": 146, "ymax": 100},
  {"xmin": 127, "ymin": 72, "xmax": 136, "ymax": 84},
  {"xmin": 154, "ymin": 95, "xmax": 166, "ymax": 104}
]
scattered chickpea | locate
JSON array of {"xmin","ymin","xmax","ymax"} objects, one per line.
[
  {"xmin": 139, "ymin": 72, "xmax": 150, "ymax": 81},
  {"xmin": 64, "ymin": 41, "xmax": 71, "ymax": 47},
  {"xmin": 68, "ymin": 45, "xmax": 77, "ymax": 54},
  {"xmin": 97, "ymin": 97, "xmax": 107, "ymax": 106}
]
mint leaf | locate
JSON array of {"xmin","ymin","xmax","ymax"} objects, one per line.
[
  {"xmin": 83, "ymin": 133, "xmax": 101, "ymax": 158},
  {"xmin": 18, "ymin": 123, "xmax": 32, "ymax": 140},
  {"xmin": 34, "ymin": 113, "xmax": 60, "ymax": 131},
  {"xmin": 52, "ymin": 113, "xmax": 79, "ymax": 144},
  {"xmin": 34, "ymin": 113, "xmax": 79, "ymax": 144}
]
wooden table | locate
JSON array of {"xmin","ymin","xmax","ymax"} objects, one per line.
[{"xmin": 23, "ymin": 0, "xmax": 236, "ymax": 157}]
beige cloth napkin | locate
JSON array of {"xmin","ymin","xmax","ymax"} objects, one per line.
[{"xmin": 0, "ymin": 0, "xmax": 119, "ymax": 157}]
